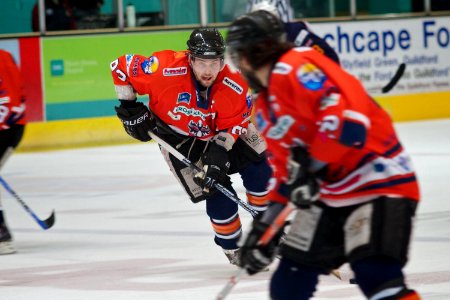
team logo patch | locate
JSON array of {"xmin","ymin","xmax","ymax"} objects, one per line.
[
  {"xmin": 223, "ymin": 77, "xmax": 243, "ymax": 94},
  {"xmin": 296, "ymin": 63, "xmax": 326, "ymax": 91},
  {"xmin": 266, "ymin": 115, "xmax": 295, "ymax": 140},
  {"xmin": 141, "ymin": 56, "xmax": 159, "ymax": 74},
  {"xmin": 188, "ymin": 120, "xmax": 211, "ymax": 137},
  {"xmin": 177, "ymin": 92, "xmax": 191, "ymax": 104},
  {"xmin": 163, "ymin": 67, "xmax": 187, "ymax": 76}
]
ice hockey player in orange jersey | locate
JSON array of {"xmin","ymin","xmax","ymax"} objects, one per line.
[
  {"xmin": 110, "ymin": 28, "xmax": 272, "ymax": 265},
  {"xmin": 0, "ymin": 49, "xmax": 27, "ymax": 255},
  {"xmin": 226, "ymin": 10, "xmax": 420, "ymax": 300}
]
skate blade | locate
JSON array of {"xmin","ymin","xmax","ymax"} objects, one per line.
[{"xmin": 0, "ymin": 241, "xmax": 16, "ymax": 255}]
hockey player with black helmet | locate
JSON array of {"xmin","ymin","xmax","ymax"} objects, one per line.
[
  {"xmin": 227, "ymin": 10, "xmax": 420, "ymax": 300},
  {"xmin": 110, "ymin": 28, "xmax": 272, "ymax": 265}
]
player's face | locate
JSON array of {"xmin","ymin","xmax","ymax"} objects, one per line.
[{"xmin": 190, "ymin": 57, "xmax": 223, "ymax": 87}]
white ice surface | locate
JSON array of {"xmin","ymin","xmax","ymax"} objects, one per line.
[{"xmin": 1, "ymin": 119, "xmax": 449, "ymax": 300}]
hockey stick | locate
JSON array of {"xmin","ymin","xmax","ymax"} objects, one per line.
[
  {"xmin": 215, "ymin": 202, "xmax": 296, "ymax": 300},
  {"xmin": 148, "ymin": 131, "xmax": 259, "ymax": 217},
  {"xmin": 0, "ymin": 176, "xmax": 55, "ymax": 230},
  {"xmin": 216, "ymin": 202, "xmax": 344, "ymax": 300},
  {"xmin": 381, "ymin": 63, "xmax": 406, "ymax": 93},
  {"xmin": 367, "ymin": 63, "xmax": 406, "ymax": 94}
]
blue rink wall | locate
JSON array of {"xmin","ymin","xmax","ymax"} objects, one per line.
[{"xmin": 15, "ymin": 16, "xmax": 450, "ymax": 151}]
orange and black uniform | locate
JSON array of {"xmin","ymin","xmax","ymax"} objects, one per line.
[
  {"xmin": 0, "ymin": 49, "xmax": 26, "ymax": 162},
  {"xmin": 111, "ymin": 50, "xmax": 272, "ymax": 250},
  {"xmin": 255, "ymin": 48, "xmax": 420, "ymax": 300}
]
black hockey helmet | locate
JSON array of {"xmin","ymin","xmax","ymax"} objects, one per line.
[
  {"xmin": 226, "ymin": 10, "xmax": 287, "ymax": 70},
  {"xmin": 187, "ymin": 28, "xmax": 225, "ymax": 59}
]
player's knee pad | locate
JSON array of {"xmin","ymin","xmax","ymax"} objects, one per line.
[
  {"xmin": 346, "ymin": 197, "xmax": 417, "ymax": 265},
  {"xmin": 270, "ymin": 257, "xmax": 320, "ymax": 300},
  {"xmin": 160, "ymin": 147, "xmax": 207, "ymax": 203}
]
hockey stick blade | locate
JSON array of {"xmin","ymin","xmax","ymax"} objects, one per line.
[
  {"xmin": 381, "ymin": 63, "xmax": 406, "ymax": 93},
  {"xmin": 0, "ymin": 176, "xmax": 56, "ymax": 230}
]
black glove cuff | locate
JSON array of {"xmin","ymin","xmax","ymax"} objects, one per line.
[{"xmin": 119, "ymin": 98, "xmax": 138, "ymax": 108}]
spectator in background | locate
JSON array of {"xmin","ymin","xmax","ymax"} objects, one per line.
[
  {"xmin": 32, "ymin": 0, "xmax": 75, "ymax": 32},
  {"xmin": 247, "ymin": 0, "xmax": 293, "ymax": 22},
  {"xmin": 248, "ymin": 0, "xmax": 340, "ymax": 65},
  {"xmin": 0, "ymin": 50, "xmax": 27, "ymax": 255},
  {"xmin": 431, "ymin": 0, "xmax": 450, "ymax": 10},
  {"xmin": 68, "ymin": 0, "xmax": 104, "ymax": 29}
]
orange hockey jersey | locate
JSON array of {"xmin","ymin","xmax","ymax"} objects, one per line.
[
  {"xmin": 110, "ymin": 50, "xmax": 252, "ymax": 141},
  {"xmin": 255, "ymin": 47, "xmax": 419, "ymax": 206},
  {"xmin": 0, "ymin": 50, "xmax": 26, "ymax": 130}
]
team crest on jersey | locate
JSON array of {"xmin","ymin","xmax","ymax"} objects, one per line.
[
  {"xmin": 188, "ymin": 120, "xmax": 211, "ymax": 137},
  {"xmin": 223, "ymin": 77, "xmax": 243, "ymax": 94},
  {"xmin": 177, "ymin": 92, "xmax": 191, "ymax": 104},
  {"xmin": 266, "ymin": 115, "xmax": 295, "ymax": 140},
  {"xmin": 141, "ymin": 56, "xmax": 159, "ymax": 74},
  {"xmin": 163, "ymin": 67, "xmax": 187, "ymax": 76},
  {"xmin": 296, "ymin": 63, "xmax": 326, "ymax": 91}
]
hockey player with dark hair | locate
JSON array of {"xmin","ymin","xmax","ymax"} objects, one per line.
[
  {"xmin": 226, "ymin": 10, "xmax": 421, "ymax": 300},
  {"xmin": 110, "ymin": 28, "xmax": 272, "ymax": 265},
  {"xmin": 0, "ymin": 49, "xmax": 27, "ymax": 255}
]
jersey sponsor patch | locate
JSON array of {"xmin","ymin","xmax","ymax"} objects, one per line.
[
  {"xmin": 131, "ymin": 57, "xmax": 140, "ymax": 77},
  {"xmin": 173, "ymin": 105, "xmax": 213, "ymax": 120},
  {"xmin": 266, "ymin": 115, "xmax": 295, "ymax": 140},
  {"xmin": 141, "ymin": 56, "xmax": 159, "ymax": 74},
  {"xmin": 273, "ymin": 62, "xmax": 293, "ymax": 74},
  {"xmin": 296, "ymin": 63, "xmax": 326, "ymax": 91},
  {"xmin": 223, "ymin": 77, "xmax": 243, "ymax": 94},
  {"xmin": 163, "ymin": 67, "xmax": 188, "ymax": 76},
  {"xmin": 177, "ymin": 92, "xmax": 191, "ymax": 104},
  {"xmin": 320, "ymin": 92, "xmax": 340, "ymax": 110}
]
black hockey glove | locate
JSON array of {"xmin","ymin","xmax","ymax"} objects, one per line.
[
  {"xmin": 287, "ymin": 147, "xmax": 320, "ymax": 208},
  {"xmin": 239, "ymin": 202, "xmax": 285, "ymax": 275},
  {"xmin": 194, "ymin": 142, "xmax": 231, "ymax": 196},
  {"xmin": 115, "ymin": 100, "xmax": 156, "ymax": 142}
]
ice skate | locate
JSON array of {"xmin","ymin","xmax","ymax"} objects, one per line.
[
  {"xmin": 0, "ymin": 221, "xmax": 16, "ymax": 255},
  {"xmin": 223, "ymin": 248, "xmax": 241, "ymax": 266}
]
